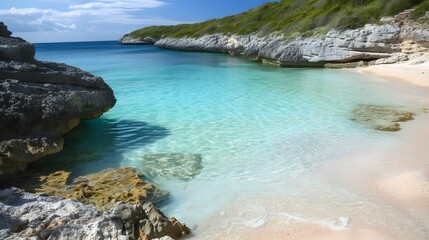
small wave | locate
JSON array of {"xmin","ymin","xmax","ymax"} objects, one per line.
[{"xmin": 278, "ymin": 212, "xmax": 350, "ymax": 231}]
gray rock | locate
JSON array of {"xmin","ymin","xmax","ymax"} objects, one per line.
[
  {"xmin": 0, "ymin": 23, "xmax": 116, "ymax": 175},
  {"xmin": 370, "ymin": 53, "xmax": 409, "ymax": 65},
  {"xmin": 0, "ymin": 37, "xmax": 35, "ymax": 63},
  {"xmin": 0, "ymin": 188, "xmax": 190, "ymax": 240},
  {"xmin": 119, "ymin": 35, "xmax": 159, "ymax": 45},
  {"xmin": 0, "ymin": 137, "xmax": 64, "ymax": 174},
  {"xmin": 0, "ymin": 22, "xmax": 11, "ymax": 37},
  {"xmin": 123, "ymin": 10, "xmax": 429, "ymax": 67},
  {"xmin": 143, "ymin": 153, "xmax": 203, "ymax": 181}
]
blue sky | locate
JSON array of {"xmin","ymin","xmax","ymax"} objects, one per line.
[{"xmin": 0, "ymin": 0, "xmax": 274, "ymax": 43}]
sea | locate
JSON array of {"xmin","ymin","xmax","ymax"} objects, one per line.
[{"xmin": 33, "ymin": 41, "xmax": 429, "ymax": 239}]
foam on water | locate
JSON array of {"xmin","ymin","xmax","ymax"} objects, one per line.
[{"xmin": 32, "ymin": 41, "xmax": 429, "ymax": 238}]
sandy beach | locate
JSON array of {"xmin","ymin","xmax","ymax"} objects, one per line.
[{"xmin": 362, "ymin": 55, "xmax": 429, "ymax": 88}]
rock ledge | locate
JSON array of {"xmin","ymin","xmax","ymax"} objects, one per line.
[{"xmin": 0, "ymin": 22, "xmax": 116, "ymax": 175}]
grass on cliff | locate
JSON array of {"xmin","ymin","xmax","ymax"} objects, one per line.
[{"xmin": 128, "ymin": 0, "xmax": 429, "ymax": 39}]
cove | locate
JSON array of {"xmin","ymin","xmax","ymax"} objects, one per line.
[{"xmin": 32, "ymin": 41, "xmax": 429, "ymax": 239}]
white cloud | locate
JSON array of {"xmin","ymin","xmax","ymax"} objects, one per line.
[
  {"xmin": 0, "ymin": 0, "xmax": 179, "ymax": 41},
  {"xmin": 0, "ymin": 7, "xmax": 78, "ymax": 32},
  {"xmin": 69, "ymin": 0, "xmax": 166, "ymax": 10}
]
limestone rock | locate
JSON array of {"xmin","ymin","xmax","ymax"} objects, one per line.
[
  {"xmin": 120, "ymin": 35, "xmax": 159, "ymax": 45},
  {"xmin": 0, "ymin": 36, "xmax": 35, "ymax": 63},
  {"xmin": 0, "ymin": 23, "xmax": 116, "ymax": 176},
  {"xmin": 0, "ymin": 188, "xmax": 190, "ymax": 240},
  {"xmin": 0, "ymin": 137, "xmax": 64, "ymax": 174},
  {"xmin": 143, "ymin": 153, "xmax": 203, "ymax": 181},
  {"xmin": 35, "ymin": 168, "xmax": 169, "ymax": 210},
  {"xmin": 351, "ymin": 104, "xmax": 415, "ymax": 131},
  {"xmin": 123, "ymin": 10, "xmax": 429, "ymax": 67}
]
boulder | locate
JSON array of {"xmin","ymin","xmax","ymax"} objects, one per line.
[
  {"xmin": 0, "ymin": 23, "xmax": 116, "ymax": 176},
  {"xmin": 0, "ymin": 188, "xmax": 190, "ymax": 240}
]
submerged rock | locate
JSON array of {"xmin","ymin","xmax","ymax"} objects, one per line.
[
  {"xmin": 143, "ymin": 153, "xmax": 203, "ymax": 181},
  {"xmin": 0, "ymin": 23, "xmax": 116, "ymax": 176},
  {"xmin": 0, "ymin": 188, "xmax": 190, "ymax": 240},
  {"xmin": 351, "ymin": 104, "xmax": 415, "ymax": 131},
  {"xmin": 34, "ymin": 168, "xmax": 169, "ymax": 211}
]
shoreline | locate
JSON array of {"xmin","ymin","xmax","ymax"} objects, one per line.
[
  {"xmin": 185, "ymin": 63, "xmax": 429, "ymax": 240},
  {"xmin": 360, "ymin": 61, "xmax": 429, "ymax": 88},
  {"xmin": 288, "ymin": 62, "xmax": 429, "ymax": 239}
]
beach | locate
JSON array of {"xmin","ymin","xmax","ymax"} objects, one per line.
[{"xmin": 362, "ymin": 54, "xmax": 429, "ymax": 88}]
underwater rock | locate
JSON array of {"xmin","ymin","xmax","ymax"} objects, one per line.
[
  {"xmin": 143, "ymin": 153, "xmax": 203, "ymax": 181},
  {"xmin": 35, "ymin": 167, "xmax": 169, "ymax": 211},
  {"xmin": 351, "ymin": 104, "xmax": 415, "ymax": 131},
  {"xmin": 0, "ymin": 188, "xmax": 190, "ymax": 240}
]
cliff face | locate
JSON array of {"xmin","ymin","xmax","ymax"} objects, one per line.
[
  {"xmin": 121, "ymin": 10, "xmax": 429, "ymax": 67},
  {"xmin": 0, "ymin": 23, "xmax": 117, "ymax": 175}
]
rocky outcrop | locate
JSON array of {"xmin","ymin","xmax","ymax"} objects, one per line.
[
  {"xmin": 34, "ymin": 168, "xmax": 169, "ymax": 211},
  {"xmin": 0, "ymin": 22, "xmax": 12, "ymax": 37},
  {"xmin": 0, "ymin": 23, "xmax": 116, "ymax": 175},
  {"xmin": 350, "ymin": 104, "xmax": 422, "ymax": 131},
  {"xmin": 120, "ymin": 10, "xmax": 429, "ymax": 67},
  {"xmin": 120, "ymin": 35, "xmax": 159, "ymax": 45},
  {"xmin": 142, "ymin": 153, "xmax": 203, "ymax": 181},
  {"xmin": 0, "ymin": 188, "xmax": 190, "ymax": 240}
]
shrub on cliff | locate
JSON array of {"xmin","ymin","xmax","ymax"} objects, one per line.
[{"xmin": 127, "ymin": 0, "xmax": 429, "ymax": 39}]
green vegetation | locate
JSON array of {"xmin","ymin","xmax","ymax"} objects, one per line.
[{"xmin": 128, "ymin": 0, "xmax": 429, "ymax": 39}]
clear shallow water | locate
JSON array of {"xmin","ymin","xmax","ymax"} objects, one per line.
[{"xmin": 33, "ymin": 41, "xmax": 429, "ymax": 237}]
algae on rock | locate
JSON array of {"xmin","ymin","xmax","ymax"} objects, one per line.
[
  {"xmin": 36, "ymin": 167, "xmax": 169, "ymax": 211},
  {"xmin": 351, "ymin": 104, "xmax": 416, "ymax": 131}
]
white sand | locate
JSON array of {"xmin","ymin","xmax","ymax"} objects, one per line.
[{"xmin": 361, "ymin": 61, "xmax": 429, "ymax": 88}]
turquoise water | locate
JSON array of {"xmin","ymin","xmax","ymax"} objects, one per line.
[{"xmin": 33, "ymin": 41, "xmax": 428, "ymax": 237}]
